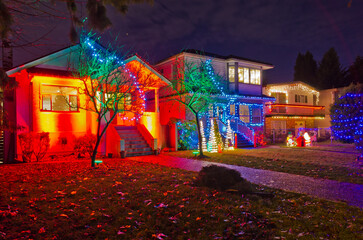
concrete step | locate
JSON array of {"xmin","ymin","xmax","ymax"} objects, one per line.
[
  {"xmin": 126, "ymin": 143, "xmax": 149, "ymax": 148},
  {"xmin": 127, "ymin": 151, "xmax": 154, "ymax": 157},
  {"xmin": 127, "ymin": 147, "xmax": 152, "ymax": 153}
]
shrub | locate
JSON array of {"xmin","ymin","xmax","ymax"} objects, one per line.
[
  {"xmin": 18, "ymin": 133, "xmax": 33, "ymax": 162},
  {"xmin": 195, "ymin": 165, "xmax": 254, "ymax": 194},
  {"xmin": 33, "ymin": 132, "xmax": 50, "ymax": 162},
  {"xmin": 74, "ymin": 134, "xmax": 96, "ymax": 158},
  {"xmin": 18, "ymin": 132, "xmax": 50, "ymax": 162}
]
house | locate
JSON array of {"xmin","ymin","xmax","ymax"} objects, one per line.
[
  {"xmin": 315, "ymin": 87, "xmax": 346, "ymax": 129},
  {"xmin": 154, "ymin": 49, "xmax": 274, "ymax": 148},
  {"xmin": 263, "ymin": 81, "xmax": 325, "ymax": 141},
  {"xmin": 3, "ymin": 43, "xmax": 171, "ymax": 163}
]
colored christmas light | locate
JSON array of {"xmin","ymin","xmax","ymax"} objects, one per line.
[
  {"xmin": 200, "ymin": 120, "xmax": 208, "ymax": 152},
  {"xmin": 208, "ymin": 119, "xmax": 218, "ymax": 153}
]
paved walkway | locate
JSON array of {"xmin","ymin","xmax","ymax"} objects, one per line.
[{"xmin": 129, "ymin": 155, "xmax": 363, "ymax": 208}]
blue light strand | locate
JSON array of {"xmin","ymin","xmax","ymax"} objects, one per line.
[{"xmin": 83, "ymin": 36, "xmax": 146, "ymax": 120}]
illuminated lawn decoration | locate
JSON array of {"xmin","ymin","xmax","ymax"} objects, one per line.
[
  {"xmin": 200, "ymin": 121, "xmax": 208, "ymax": 152},
  {"xmin": 225, "ymin": 120, "xmax": 234, "ymax": 150},
  {"xmin": 303, "ymin": 132, "xmax": 311, "ymax": 146},
  {"xmin": 208, "ymin": 119, "xmax": 218, "ymax": 153},
  {"xmin": 286, "ymin": 133, "xmax": 297, "ymax": 147}
]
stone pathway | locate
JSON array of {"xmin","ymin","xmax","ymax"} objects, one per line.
[{"xmin": 129, "ymin": 155, "xmax": 363, "ymax": 208}]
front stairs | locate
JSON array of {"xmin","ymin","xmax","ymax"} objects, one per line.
[
  {"xmin": 235, "ymin": 133, "xmax": 254, "ymax": 148},
  {"xmin": 115, "ymin": 126, "xmax": 154, "ymax": 157}
]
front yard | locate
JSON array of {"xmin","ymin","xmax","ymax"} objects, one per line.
[
  {"xmin": 0, "ymin": 158, "xmax": 362, "ymax": 239},
  {"xmin": 167, "ymin": 143, "xmax": 363, "ymax": 184}
]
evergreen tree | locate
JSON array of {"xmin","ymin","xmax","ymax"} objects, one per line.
[
  {"xmin": 317, "ymin": 48, "xmax": 345, "ymax": 89},
  {"xmin": 346, "ymin": 56, "xmax": 363, "ymax": 85},
  {"xmin": 330, "ymin": 84, "xmax": 363, "ymax": 143},
  {"xmin": 293, "ymin": 51, "xmax": 317, "ymax": 87}
]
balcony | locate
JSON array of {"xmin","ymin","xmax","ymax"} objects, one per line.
[{"xmin": 265, "ymin": 104, "xmax": 325, "ymax": 117}]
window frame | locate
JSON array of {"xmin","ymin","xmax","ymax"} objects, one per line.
[
  {"xmin": 40, "ymin": 85, "xmax": 79, "ymax": 112},
  {"xmin": 228, "ymin": 66, "xmax": 235, "ymax": 83},
  {"xmin": 250, "ymin": 68, "xmax": 261, "ymax": 85}
]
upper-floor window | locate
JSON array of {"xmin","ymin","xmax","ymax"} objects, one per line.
[
  {"xmin": 238, "ymin": 67, "xmax": 249, "ymax": 83},
  {"xmin": 41, "ymin": 85, "xmax": 78, "ymax": 112},
  {"xmin": 228, "ymin": 66, "xmax": 235, "ymax": 82},
  {"xmin": 250, "ymin": 69, "xmax": 261, "ymax": 85},
  {"xmin": 295, "ymin": 94, "xmax": 307, "ymax": 103}
]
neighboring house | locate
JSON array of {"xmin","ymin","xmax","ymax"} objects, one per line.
[
  {"xmin": 154, "ymin": 49, "xmax": 274, "ymax": 148},
  {"xmin": 316, "ymin": 87, "xmax": 346, "ymax": 129},
  {"xmin": 263, "ymin": 81, "xmax": 325, "ymax": 141},
  {"xmin": 3, "ymin": 44, "xmax": 171, "ymax": 163}
]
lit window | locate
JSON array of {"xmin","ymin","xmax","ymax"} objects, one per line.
[
  {"xmin": 230, "ymin": 104, "xmax": 235, "ymax": 116},
  {"xmin": 239, "ymin": 105, "xmax": 250, "ymax": 123},
  {"xmin": 250, "ymin": 69, "xmax": 260, "ymax": 85},
  {"xmin": 41, "ymin": 85, "xmax": 78, "ymax": 112},
  {"xmin": 228, "ymin": 66, "xmax": 235, "ymax": 82},
  {"xmin": 238, "ymin": 67, "xmax": 249, "ymax": 83}
]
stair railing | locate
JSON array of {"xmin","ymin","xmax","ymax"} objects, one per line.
[
  {"xmin": 136, "ymin": 124, "xmax": 158, "ymax": 154},
  {"xmin": 228, "ymin": 117, "xmax": 255, "ymax": 145}
]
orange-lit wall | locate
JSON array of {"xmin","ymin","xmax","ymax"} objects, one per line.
[{"xmin": 15, "ymin": 71, "xmax": 98, "ymax": 156}]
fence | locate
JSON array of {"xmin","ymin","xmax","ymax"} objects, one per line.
[{"xmin": 265, "ymin": 127, "xmax": 332, "ymax": 144}]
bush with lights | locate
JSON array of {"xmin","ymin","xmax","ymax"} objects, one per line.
[
  {"xmin": 176, "ymin": 120, "xmax": 199, "ymax": 150},
  {"xmin": 330, "ymin": 84, "xmax": 363, "ymax": 144}
]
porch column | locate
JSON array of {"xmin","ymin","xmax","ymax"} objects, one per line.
[{"xmin": 234, "ymin": 62, "xmax": 238, "ymax": 93}]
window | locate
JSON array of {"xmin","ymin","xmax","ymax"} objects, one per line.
[
  {"xmin": 250, "ymin": 69, "xmax": 261, "ymax": 85},
  {"xmin": 271, "ymin": 120, "xmax": 286, "ymax": 134},
  {"xmin": 230, "ymin": 104, "xmax": 235, "ymax": 116},
  {"xmin": 145, "ymin": 90, "xmax": 156, "ymax": 112},
  {"xmin": 228, "ymin": 66, "xmax": 235, "ymax": 82},
  {"xmin": 239, "ymin": 105, "xmax": 250, "ymax": 123},
  {"xmin": 251, "ymin": 108, "xmax": 262, "ymax": 123},
  {"xmin": 41, "ymin": 85, "xmax": 78, "ymax": 112},
  {"xmin": 295, "ymin": 94, "xmax": 307, "ymax": 103},
  {"xmin": 238, "ymin": 67, "xmax": 249, "ymax": 83}
]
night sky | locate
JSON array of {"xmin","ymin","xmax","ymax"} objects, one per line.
[{"xmin": 7, "ymin": 0, "xmax": 363, "ymax": 84}]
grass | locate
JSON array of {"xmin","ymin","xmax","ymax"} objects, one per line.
[
  {"xmin": 0, "ymin": 158, "xmax": 362, "ymax": 239},
  {"xmin": 167, "ymin": 146, "xmax": 363, "ymax": 184}
]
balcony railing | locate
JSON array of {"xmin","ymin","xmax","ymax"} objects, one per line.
[{"xmin": 265, "ymin": 104, "xmax": 325, "ymax": 117}]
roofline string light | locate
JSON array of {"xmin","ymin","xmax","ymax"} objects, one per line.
[{"xmin": 83, "ymin": 36, "xmax": 146, "ymax": 121}]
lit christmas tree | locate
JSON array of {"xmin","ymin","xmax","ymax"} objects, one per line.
[
  {"xmin": 200, "ymin": 120, "xmax": 207, "ymax": 152},
  {"xmin": 208, "ymin": 119, "xmax": 218, "ymax": 152},
  {"xmin": 225, "ymin": 120, "xmax": 234, "ymax": 150}
]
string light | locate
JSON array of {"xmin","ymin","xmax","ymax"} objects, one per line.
[
  {"xmin": 208, "ymin": 119, "xmax": 218, "ymax": 152},
  {"xmin": 200, "ymin": 120, "xmax": 208, "ymax": 151},
  {"xmin": 331, "ymin": 92, "xmax": 363, "ymax": 146},
  {"xmin": 82, "ymin": 36, "xmax": 146, "ymax": 120}
]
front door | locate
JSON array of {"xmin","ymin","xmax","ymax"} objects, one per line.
[{"xmin": 295, "ymin": 121, "xmax": 305, "ymax": 136}]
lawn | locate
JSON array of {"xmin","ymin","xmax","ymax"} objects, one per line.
[
  {"xmin": 0, "ymin": 158, "xmax": 362, "ymax": 239},
  {"xmin": 167, "ymin": 144, "xmax": 363, "ymax": 184}
]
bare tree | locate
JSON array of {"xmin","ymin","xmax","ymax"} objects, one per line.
[
  {"xmin": 70, "ymin": 31, "xmax": 154, "ymax": 167},
  {"xmin": 165, "ymin": 58, "xmax": 223, "ymax": 157}
]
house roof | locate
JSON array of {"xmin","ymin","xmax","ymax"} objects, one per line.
[
  {"xmin": 156, "ymin": 49, "xmax": 274, "ymax": 69},
  {"xmin": 6, "ymin": 45, "xmax": 80, "ymax": 76},
  {"xmin": 265, "ymin": 81, "xmax": 319, "ymax": 92},
  {"xmin": 6, "ymin": 44, "xmax": 170, "ymax": 86}
]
